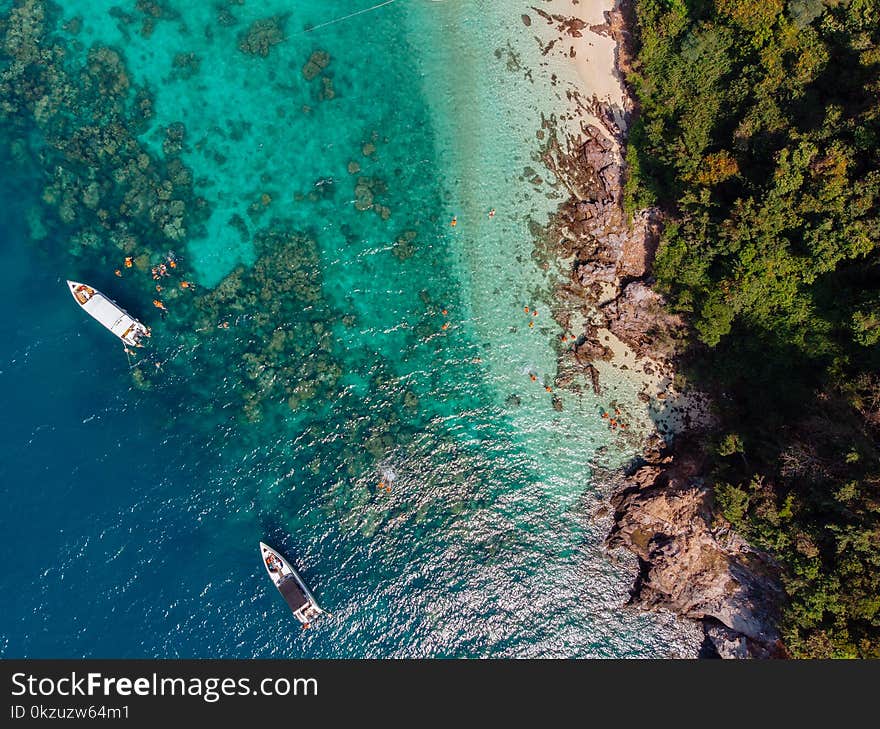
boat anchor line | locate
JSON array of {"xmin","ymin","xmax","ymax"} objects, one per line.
[
  {"xmin": 304, "ymin": 0, "xmax": 398, "ymax": 34},
  {"xmin": 293, "ymin": 0, "xmax": 446, "ymax": 37}
]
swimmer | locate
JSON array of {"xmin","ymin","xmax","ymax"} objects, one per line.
[
  {"xmin": 528, "ymin": 321, "xmax": 534, "ymax": 328},
  {"xmin": 488, "ymin": 208, "xmax": 496, "ymax": 219},
  {"xmin": 114, "ymin": 269, "xmax": 122, "ymax": 277},
  {"xmin": 124, "ymin": 257, "xmax": 133, "ymax": 268},
  {"xmin": 442, "ymin": 322, "xmax": 449, "ymax": 330},
  {"xmin": 450, "ymin": 216, "xmax": 457, "ymax": 227},
  {"xmin": 441, "ymin": 309, "xmax": 448, "ymax": 315}
]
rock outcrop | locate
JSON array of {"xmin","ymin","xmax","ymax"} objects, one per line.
[
  {"xmin": 540, "ymin": 5, "xmax": 786, "ymax": 657},
  {"xmin": 546, "ymin": 107, "xmax": 783, "ymax": 656},
  {"xmin": 603, "ymin": 281, "xmax": 684, "ymax": 360},
  {"xmin": 544, "ymin": 120, "xmax": 686, "ymax": 361},
  {"xmin": 606, "ymin": 440, "xmax": 786, "ymax": 658}
]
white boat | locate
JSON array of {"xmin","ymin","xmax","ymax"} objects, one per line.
[
  {"xmin": 260, "ymin": 542, "xmax": 325, "ymax": 627},
  {"xmin": 67, "ymin": 280, "xmax": 150, "ymax": 347}
]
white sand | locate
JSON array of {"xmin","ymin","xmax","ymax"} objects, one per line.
[
  {"xmin": 530, "ymin": 0, "xmax": 628, "ymax": 136},
  {"xmin": 532, "ymin": 1, "xmax": 715, "ymax": 440},
  {"xmin": 592, "ymin": 328, "xmax": 716, "ymax": 436}
]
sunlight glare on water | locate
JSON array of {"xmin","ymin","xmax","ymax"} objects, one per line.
[{"xmin": 0, "ymin": 0, "xmax": 699, "ymax": 657}]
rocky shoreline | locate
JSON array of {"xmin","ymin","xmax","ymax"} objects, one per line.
[
  {"xmin": 607, "ymin": 436, "xmax": 786, "ymax": 658},
  {"xmin": 543, "ymin": 1, "xmax": 785, "ymax": 658}
]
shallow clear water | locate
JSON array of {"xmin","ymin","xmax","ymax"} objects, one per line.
[{"xmin": 0, "ymin": 0, "xmax": 698, "ymax": 657}]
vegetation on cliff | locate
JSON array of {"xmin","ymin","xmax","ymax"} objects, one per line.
[{"xmin": 624, "ymin": 0, "xmax": 880, "ymax": 657}]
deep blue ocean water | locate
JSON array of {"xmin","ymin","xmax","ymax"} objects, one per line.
[{"xmin": 0, "ymin": 0, "xmax": 698, "ymax": 657}]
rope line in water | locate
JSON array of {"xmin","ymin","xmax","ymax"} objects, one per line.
[{"xmin": 304, "ymin": 0, "xmax": 398, "ymax": 33}]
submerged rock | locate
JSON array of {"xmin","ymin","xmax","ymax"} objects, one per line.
[
  {"xmin": 403, "ymin": 390, "xmax": 419, "ymax": 410},
  {"xmin": 353, "ymin": 182, "xmax": 373, "ymax": 211},
  {"xmin": 301, "ymin": 49, "xmax": 330, "ymax": 80},
  {"xmin": 215, "ymin": 0, "xmax": 244, "ymax": 27},
  {"xmin": 391, "ymin": 230, "xmax": 417, "ymax": 260},
  {"xmin": 169, "ymin": 52, "xmax": 201, "ymax": 81},
  {"xmin": 319, "ymin": 75, "xmax": 335, "ymax": 101},
  {"xmin": 237, "ymin": 14, "xmax": 288, "ymax": 57}
]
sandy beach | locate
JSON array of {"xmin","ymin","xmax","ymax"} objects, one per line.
[
  {"xmin": 515, "ymin": 0, "xmax": 631, "ymax": 157},
  {"xmin": 525, "ymin": 0, "xmax": 713, "ymax": 440}
]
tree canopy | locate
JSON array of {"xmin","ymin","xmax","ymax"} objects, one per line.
[{"xmin": 625, "ymin": 0, "xmax": 880, "ymax": 657}]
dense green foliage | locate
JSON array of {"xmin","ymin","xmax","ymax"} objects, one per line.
[{"xmin": 625, "ymin": 0, "xmax": 880, "ymax": 657}]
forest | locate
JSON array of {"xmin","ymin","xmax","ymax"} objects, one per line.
[{"xmin": 624, "ymin": 0, "xmax": 880, "ymax": 657}]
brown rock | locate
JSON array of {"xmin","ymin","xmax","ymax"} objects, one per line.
[
  {"xmin": 601, "ymin": 281, "xmax": 685, "ymax": 359},
  {"xmin": 607, "ymin": 440, "xmax": 785, "ymax": 658},
  {"xmin": 616, "ymin": 208, "xmax": 661, "ymax": 279},
  {"xmin": 586, "ymin": 364, "xmax": 601, "ymax": 395}
]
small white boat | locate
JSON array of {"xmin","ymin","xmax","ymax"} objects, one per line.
[
  {"xmin": 260, "ymin": 542, "xmax": 325, "ymax": 627},
  {"xmin": 67, "ymin": 280, "xmax": 150, "ymax": 347}
]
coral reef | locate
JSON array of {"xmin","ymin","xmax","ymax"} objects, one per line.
[
  {"xmin": 190, "ymin": 227, "xmax": 343, "ymax": 422},
  {"xmin": 391, "ymin": 230, "xmax": 418, "ymax": 261},
  {"xmin": 1, "ymin": 0, "xmax": 203, "ymax": 268},
  {"xmin": 168, "ymin": 52, "xmax": 202, "ymax": 82},
  {"xmin": 301, "ymin": 50, "xmax": 330, "ymax": 81},
  {"xmin": 301, "ymin": 50, "xmax": 335, "ymax": 103},
  {"xmin": 134, "ymin": 0, "xmax": 180, "ymax": 39},
  {"xmin": 215, "ymin": 0, "xmax": 244, "ymax": 28},
  {"xmin": 353, "ymin": 172, "xmax": 391, "ymax": 220},
  {"xmin": 237, "ymin": 14, "xmax": 288, "ymax": 57},
  {"xmin": 0, "ymin": 0, "xmax": 491, "ymax": 543}
]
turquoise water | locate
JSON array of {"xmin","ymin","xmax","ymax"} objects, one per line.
[{"xmin": 0, "ymin": 0, "xmax": 698, "ymax": 657}]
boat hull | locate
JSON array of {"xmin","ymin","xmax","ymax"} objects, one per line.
[
  {"xmin": 260, "ymin": 542, "xmax": 324, "ymax": 626},
  {"xmin": 67, "ymin": 280, "xmax": 150, "ymax": 347}
]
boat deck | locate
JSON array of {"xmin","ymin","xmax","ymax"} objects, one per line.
[{"xmin": 279, "ymin": 577, "xmax": 309, "ymax": 612}]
